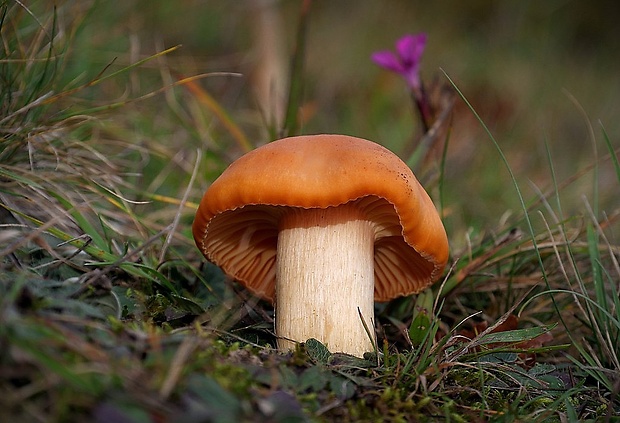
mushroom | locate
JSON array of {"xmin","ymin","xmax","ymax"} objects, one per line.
[{"xmin": 193, "ymin": 134, "xmax": 448, "ymax": 357}]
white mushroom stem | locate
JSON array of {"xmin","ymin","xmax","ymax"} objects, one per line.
[{"xmin": 275, "ymin": 204, "xmax": 376, "ymax": 357}]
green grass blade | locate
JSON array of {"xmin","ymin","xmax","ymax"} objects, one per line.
[
  {"xmin": 3, "ymin": 205, "xmax": 177, "ymax": 293},
  {"xmin": 280, "ymin": 0, "xmax": 311, "ymax": 138},
  {"xmin": 47, "ymin": 190, "xmax": 110, "ymax": 252},
  {"xmin": 473, "ymin": 324, "xmax": 555, "ymax": 346},
  {"xmin": 601, "ymin": 125, "xmax": 620, "ymax": 183},
  {"xmin": 0, "ymin": 167, "xmax": 43, "ymax": 188}
]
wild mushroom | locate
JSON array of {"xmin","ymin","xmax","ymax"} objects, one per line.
[{"xmin": 193, "ymin": 134, "xmax": 448, "ymax": 357}]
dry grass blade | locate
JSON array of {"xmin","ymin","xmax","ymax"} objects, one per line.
[
  {"xmin": 159, "ymin": 148, "xmax": 202, "ymax": 263},
  {"xmin": 159, "ymin": 336, "xmax": 200, "ymax": 400},
  {"xmin": 178, "ymin": 75, "xmax": 252, "ymax": 153}
]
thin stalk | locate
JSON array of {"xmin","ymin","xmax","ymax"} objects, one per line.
[{"xmin": 280, "ymin": 0, "xmax": 311, "ymax": 138}]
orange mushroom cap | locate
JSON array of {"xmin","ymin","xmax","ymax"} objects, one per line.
[{"xmin": 193, "ymin": 134, "xmax": 449, "ymax": 303}]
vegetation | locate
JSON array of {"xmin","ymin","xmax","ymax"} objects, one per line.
[{"xmin": 1, "ymin": 1, "xmax": 618, "ymax": 421}]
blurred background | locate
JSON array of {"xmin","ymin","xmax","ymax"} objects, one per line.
[{"xmin": 55, "ymin": 0, "xmax": 619, "ymax": 244}]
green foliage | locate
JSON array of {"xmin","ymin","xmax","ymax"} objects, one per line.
[{"xmin": 0, "ymin": 1, "xmax": 619, "ymax": 422}]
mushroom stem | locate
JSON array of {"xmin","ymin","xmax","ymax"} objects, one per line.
[{"xmin": 276, "ymin": 204, "xmax": 376, "ymax": 357}]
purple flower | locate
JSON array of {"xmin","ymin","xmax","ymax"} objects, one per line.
[{"xmin": 371, "ymin": 33, "xmax": 427, "ymax": 91}]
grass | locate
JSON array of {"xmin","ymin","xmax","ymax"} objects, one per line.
[{"xmin": 1, "ymin": 1, "xmax": 619, "ymax": 422}]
